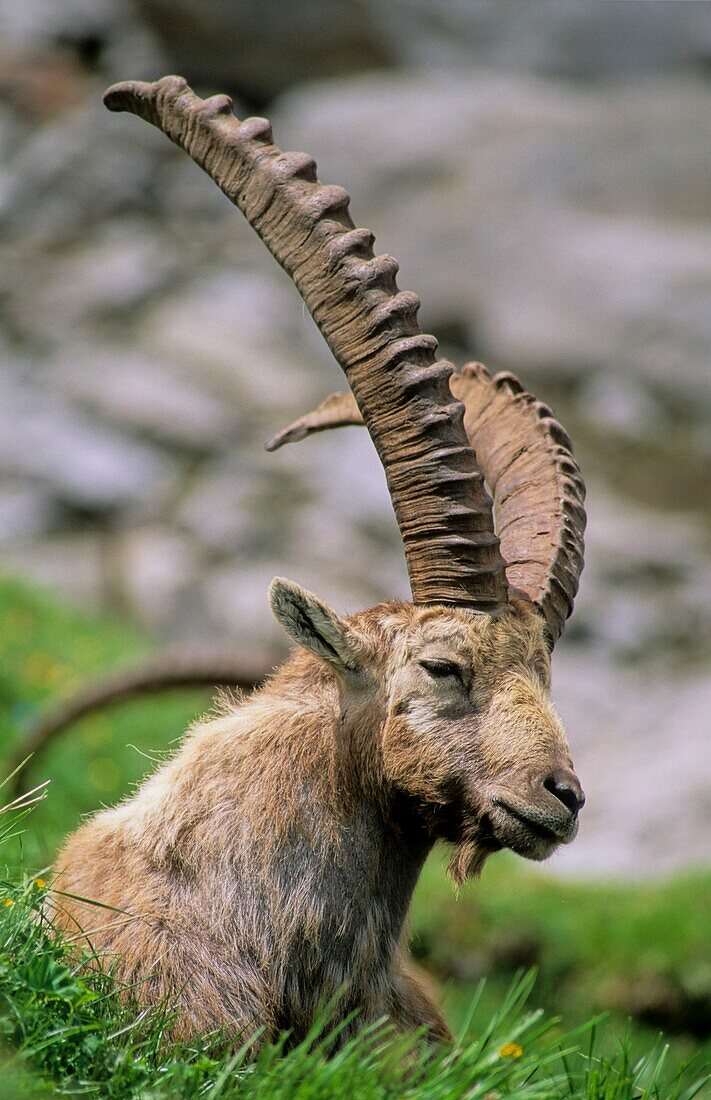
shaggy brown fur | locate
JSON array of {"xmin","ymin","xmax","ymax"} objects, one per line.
[{"xmin": 54, "ymin": 589, "xmax": 583, "ymax": 1046}]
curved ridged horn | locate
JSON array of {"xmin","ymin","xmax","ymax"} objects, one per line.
[
  {"xmin": 455, "ymin": 364, "xmax": 585, "ymax": 645},
  {"xmin": 265, "ymin": 391, "xmax": 364, "ymax": 452},
  {"xmin": 267, "ymin": 364, "xmax": 585, "ymax": 646},
  {"xmin": 104, "ymin": 76, "xmax": 508, "ymax": 611}
]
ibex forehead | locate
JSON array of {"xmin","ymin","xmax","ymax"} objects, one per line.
[
  {"xmin": 373, "ymin": 604, "xmax": 480, "ymax": 647},
  {"xmin": 363, "ymin": 599, "xmax": 548, "ymax": 671}
]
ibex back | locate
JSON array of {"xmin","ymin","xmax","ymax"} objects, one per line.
[{"xmin": 54, "ymin": 77, "xmax": 586, "ymax": 1047}]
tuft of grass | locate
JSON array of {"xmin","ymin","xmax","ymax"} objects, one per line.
[
  {"xmin": 411, "ymin": 854, "xmax": 711, "ymax": 1071},
  {"xmin": 0, "ymin": 877, "xmax": 707, "ymax": 1099}
]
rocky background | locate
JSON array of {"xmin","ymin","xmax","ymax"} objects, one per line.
[{"xmin": 1, "ymin": 0, "xmax": 709, "ymax": 876}]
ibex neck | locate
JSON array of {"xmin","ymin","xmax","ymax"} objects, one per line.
[
  {"xmin": 254, "ymin": 661, "xmax": 433, "ymax": 973},
  {"xmin": 122, "ymin": 660, "xmax": 432, "ymax": 1036}
]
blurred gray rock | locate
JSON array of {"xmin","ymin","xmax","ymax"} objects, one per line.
[
  {"xmin": 134, "ymin": 0, "xmax": 392, "ymax": 105},
  {"xmin": 374, "ymin": 0, "xmax": 711, "ymax": 81},
  {"xmin": 54, "ymin": 347, "xmax": 236, "ymax": 451},
  {"xmin": 1, "ymin": 533, "xmax": 110, "ymax": 605},
  {"xmin": 112, "ymin": 524, "xmax": 202, "ymax": 628},
  {"xmin": 0, "ymin": 479, "xmax": 56, "ymax": 541},
  {"xmin": 0, "ymin": 375, "xmax": 171, "ymax": 512},
  {"xmin": 140, "ymin": 270, "xmax": 328, "ymax": 413},
  {"xmin": 274, "ymin": 72, "xmax": 711, "ymax": 409},
  {"xmin": 570, "ymin": 487, "xmax": 711, "ymax": 663},
  {"xmin": 551, "ymin": 650, "xmax": 711, "ymax": 878},
  {"xmin": 133, "ymin": 0, "xmax": 710, "ymax": 106},
  {"xmin": 0, "ymin": 0, "xmax": 164, "ymax": 84},
  {"xmin": 581, "ymin": 375, "xmax": 663, "ymax": 439}
]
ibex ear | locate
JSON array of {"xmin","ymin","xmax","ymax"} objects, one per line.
[{"xmin": 269, "ymin": 578, "xmax": 364, "ymax": 673}]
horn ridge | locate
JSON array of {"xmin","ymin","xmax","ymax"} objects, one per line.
[
  {"xmin": 265, "ymin": 363, "xmax": 586, "ymax": 645},
  {"xmin": 453, "ymin": 363, "xmax": 585, "ymax": 645},
  {"xmin": 105, "ymin": 76, "xmax": 509, "ymax": 609}
]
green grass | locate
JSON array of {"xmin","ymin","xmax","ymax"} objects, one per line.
[
  {"xmin": 0, "ymin": 574, "xmax": 709, "ymax": 1096},
  {"xmin": 411, "ymin": 856, "xmax": 711, "ymax": 1080},
  {"xmin": 0, "ymin": 871, "xmax": 707, "ymax": 1098},
  {"xmin": 0, "ymin": 575, "xmax": 213, "ymax": 868}
]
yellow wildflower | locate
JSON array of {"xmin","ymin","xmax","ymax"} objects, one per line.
[
  {"xmin": 2, "ymin": 898, "xmax": 14, "ymax": 908},
  {"xmin": 499, "ymin": 1042, "xmax": 523, "ymax": 1058},
  {"xmin": 34, "ymin": 878, "xmax": 47, "ymax": 889}
]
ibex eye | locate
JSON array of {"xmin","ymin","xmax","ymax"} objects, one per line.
[{"xmin": 419, "ymin": 659, "xmax": 462, "ymax": 681}]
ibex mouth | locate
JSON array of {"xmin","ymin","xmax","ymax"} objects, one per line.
[{"xmin": 490, "ymin": 797, "xmax": 578, "ymax": 861}]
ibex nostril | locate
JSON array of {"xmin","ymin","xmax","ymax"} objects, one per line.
[{"xmin": 543, "ymin": 771, "xmax": 585, "ymax": 815}]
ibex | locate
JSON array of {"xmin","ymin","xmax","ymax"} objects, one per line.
[{"xmin": 53, "ymin": 77, "xmax": 586, "ymax": 1047}]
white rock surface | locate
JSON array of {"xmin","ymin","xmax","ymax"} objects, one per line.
[
  {"xmin": 273, "ymin": 72, "xmax": 711, "ymax": 404},
  {"xmin": 550, "ymin": 653, "xmax": 711, "ymax": 878}
]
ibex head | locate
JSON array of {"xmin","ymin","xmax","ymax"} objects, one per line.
[
  {"xmin": 271, "ymin": 579, "xmax": 582, "ymax": 880},
  {"xmin": 103, "ymin": 77, "xmax": 587, "ymax": 872}
]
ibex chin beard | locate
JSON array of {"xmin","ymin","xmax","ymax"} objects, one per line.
[
  {"xmin": 445, "ymin": 791, "xmax": 580, "ymax": 884},
  {"xmin": 447, "ymin": 828, "xmax": 501, "ymax": 886}
]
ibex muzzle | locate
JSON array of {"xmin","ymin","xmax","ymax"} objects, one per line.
[{"xmin": 52, "ymin": 77, "xmax": 587, "ymax": 1047}]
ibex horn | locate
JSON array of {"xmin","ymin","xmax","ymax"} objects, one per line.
[
  {"xmin": 104, "ymin": 77, "xmax": 509, "ymax": 612},
  {"xmin": 267, "ymin": 364, "xmax": 586, "ymax": 646}
]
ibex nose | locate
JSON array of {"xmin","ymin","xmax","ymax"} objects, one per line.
[{"xmin": 543, "ymin": 769, "xmax": 585, "ymax": 816}]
